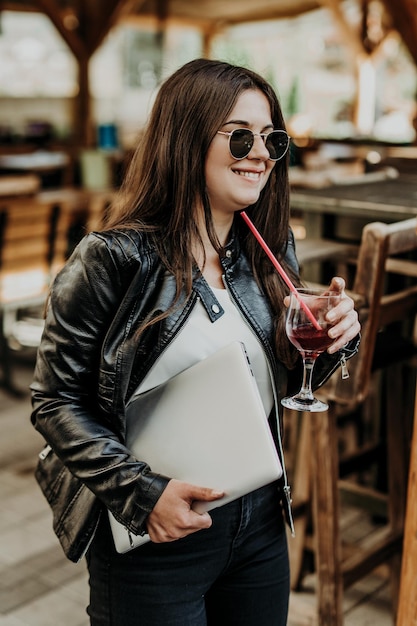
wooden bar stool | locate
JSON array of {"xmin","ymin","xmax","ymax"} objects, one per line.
[{"xmin": 288, "ymin": 217, "xmax": 417, "ymax": 625}]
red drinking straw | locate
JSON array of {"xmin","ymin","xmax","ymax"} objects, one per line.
[{"xmin": 240, "ymin": 210, "xmax": 321, "ymax": 330}]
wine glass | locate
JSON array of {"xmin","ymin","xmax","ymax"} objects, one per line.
[{"xmin": 281, "ymin": 288, "xmax": 341, "ymax": 412}]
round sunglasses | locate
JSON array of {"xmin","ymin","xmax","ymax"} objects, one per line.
[{"xmin": 217, "ymin": 128, "xmax": 290, "ymax": 161}]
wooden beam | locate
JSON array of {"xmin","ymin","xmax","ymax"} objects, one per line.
[
  {"xmin": 381, "ymin": 0, "xmax": 417, "ymax": 66},
  {"xmin": 33, "ymin": 0, "xmax": 93, "ymax": 147},
  {"xmin": 2, "ymin": 2, "xmax": 38, "ymax": 11},
  {"xmin": 84, "ymin": 0, "xmax": 141, "ymax": 55},
  {"xmin": 33, "ymin": 0, "xmax": 87, "ymax": 61},
  {"xmin": 207, "ymin": 1, "xmax": 320, "ymax": 26},
  {"xmin": 316, "ymin": 0, "xmax": 367, "ymax": 59}
]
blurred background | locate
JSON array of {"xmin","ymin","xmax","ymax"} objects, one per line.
[{"xmin": 0, "ymin": 0, "xmax": 416, "ymax": 187}]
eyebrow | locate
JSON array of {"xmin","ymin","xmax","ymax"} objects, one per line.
[{"xmin": 223, "ymin": 119, "xmax": 275, "ymax": 131}]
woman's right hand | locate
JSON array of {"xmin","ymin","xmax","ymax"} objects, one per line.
[{"xmin": 145, "ymin": 479, "xmax": 224, "ymax": 543}]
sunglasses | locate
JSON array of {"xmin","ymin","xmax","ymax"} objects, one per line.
[{"xmin": 217, "ymin": 128, "xmax": 290, "ymax": 161}]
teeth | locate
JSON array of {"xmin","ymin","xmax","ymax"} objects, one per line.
[{"xmin": 235, "ymin": 171, "xmax": 260, "ymax": 179}]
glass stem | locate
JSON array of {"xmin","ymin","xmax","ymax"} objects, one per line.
[{"xmin": 298, "ymin": 355, "xmax": 317, "ymax": 400}]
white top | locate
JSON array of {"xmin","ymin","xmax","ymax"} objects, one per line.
[{"xmin": 134, "ymin": 286, "xmax": 274, "ymax": 416}]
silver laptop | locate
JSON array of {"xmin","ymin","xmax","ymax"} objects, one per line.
[{"xmin": 108, "ymin": 341, "xmax": 282, "ymax": 553}]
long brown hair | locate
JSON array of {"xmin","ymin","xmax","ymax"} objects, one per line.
[{"xmin": 106, "ymin": 58, "xmax": 300, "ymax": 366}]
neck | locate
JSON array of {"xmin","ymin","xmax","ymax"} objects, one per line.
[
  {"xmin": 192, "ymin": 228, "xmax": 229, "ymax": 290},
  {"xmin": 195, "ymin": 207, "xmax": 234, "ymax": 248},
  {"xmin": 191, "ymin": 206, "xmax": 234, "ymax": 288}
]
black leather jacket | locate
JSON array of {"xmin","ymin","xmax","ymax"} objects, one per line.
[{"xmin": 31, "ymin": 227, "xmax": 359, "ymax": 562}]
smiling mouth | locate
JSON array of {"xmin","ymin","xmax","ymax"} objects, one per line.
[{"xmin": 233, "ymin": 170, "xmax": 262, "ymax": 180}]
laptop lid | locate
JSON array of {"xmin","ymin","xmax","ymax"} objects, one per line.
[{"xmin": 108, "ymin": 341, "xmax": 282, "ymax": 553}]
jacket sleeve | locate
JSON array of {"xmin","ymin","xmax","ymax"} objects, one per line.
[{"xmin": 30, "ymin": 232, "xmax": 170, "ymax": 537}]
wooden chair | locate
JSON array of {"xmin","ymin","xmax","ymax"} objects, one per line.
[
  {"xmin": 0, "ymin": 188, "xmax": 117, "ymax": 393},
  {"xmin": 85, "ymin": 188, "xmax": 116, "ymax": 231},
  {"xmin": 37, "ymin": 187, "xmax": 116, "ymax": 270},
  {"xmin": 0, "ymin": 197, "xmax": 53, "ymax": 392},
  {"xmin": 0, "ymin": 193, "xmax": 86, "ymax": 392},
  {"xmin": 295, "ymin": 237, "xmax": 359, "ymax": 285},
  {"xmin": 287, "ymin": 217, "xmax": 417, "ymax": 625}
]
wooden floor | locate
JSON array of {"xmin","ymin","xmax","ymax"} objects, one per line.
[{"xmin": 0, "ymin": 357, "xmax": 395, "ymax": 625}]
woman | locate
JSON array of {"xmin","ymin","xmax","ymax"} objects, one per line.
[{"xmin": 31, "ymin": 58, "xmax": 360, "ymax": 626}]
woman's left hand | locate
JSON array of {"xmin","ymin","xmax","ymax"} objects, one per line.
[{"xmin": 324, "ymin": 276, "xmax": 361, "ymax": 354}]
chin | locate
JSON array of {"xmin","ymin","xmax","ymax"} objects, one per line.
[{"xmin": 242, "ymin": 195, "xmax": 261, "ymax": 208}]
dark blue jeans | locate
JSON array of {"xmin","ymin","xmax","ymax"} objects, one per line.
[{"xmin": 86, "ymin": 482, "xmax": 290, "ymax": 626}]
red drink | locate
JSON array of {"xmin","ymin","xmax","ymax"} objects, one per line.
[
  {"xmin": 287, "ymin": 323, "xmax": 332, "ymax": 356},
  {"xmin": 282, "ymin": 289, "xmax": 339, "ymax": 412}
]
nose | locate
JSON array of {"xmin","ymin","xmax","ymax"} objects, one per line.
[{"xmin": 249, "ymin": 134, "xmax": 270, "ymax": 161}]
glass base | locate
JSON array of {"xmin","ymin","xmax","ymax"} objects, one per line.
[{"xmin": 281, "ymin": 394, "xmax": 329, "ymax": 412}]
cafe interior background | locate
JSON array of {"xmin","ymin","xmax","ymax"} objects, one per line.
[
  {"xmin": 0, "ymin": 0, "xmax": 416, "ymax": 172},
  {"xmin": 1, "ymin": 1, "xmax": 417, "ymax": 625}
]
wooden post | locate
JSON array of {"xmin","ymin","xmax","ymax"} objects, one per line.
[
  {"xmin": 75, "ymin": 54, "xmax": 94, "ymax": 148},
  {"xmin": 396, "ymin": 388, "xmax": 417, "ymax": 626},
  {"xmin": 311, "ymin": 406, "xmax": 343, "ymax": 626},
  {"xmin": 289, "ymin": 410, "xmax": 313, "ymax": 590}
]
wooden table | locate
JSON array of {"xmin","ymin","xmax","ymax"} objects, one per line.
[
  {"xmin": 0, "ymin": 150, "xmax": 71, "ymax": 187},
  {"xmin": 291, "ymin": 174, "xmax": 417, "ymax": 241}
]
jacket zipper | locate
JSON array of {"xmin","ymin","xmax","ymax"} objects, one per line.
[
  {"xmin": 77, "ymin": 512, "xmax": 102, "ymax": 562},
  {"xmin": 340, "ymin": 355, "xmax": 350, "ymax": 380},
  {"xmin": 221, "ymin": 276, "xmax": 295, "ymax": 536},
  {"xmin": 37, "ymin": 444, "xmax": 102, "ymax": 562}
]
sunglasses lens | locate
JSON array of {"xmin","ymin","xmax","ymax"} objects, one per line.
[
  {"xmin": 228, "ymin": 129, "xmax": 289, "ymax": 161},
  {"xmin": 265, "ymin": 131, "xmax": 289, "ymax": 161},
  {"xmin": 229, "ymin": 129, "xmax": 254, "ymax": 159}
]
